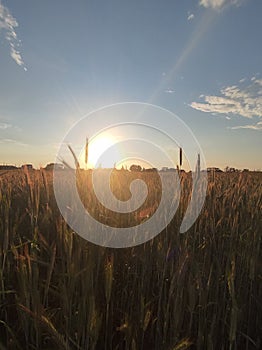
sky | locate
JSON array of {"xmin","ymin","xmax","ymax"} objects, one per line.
[{"xmin": 0, "ymin": 0, "xmax": 261, "ymax": 170}]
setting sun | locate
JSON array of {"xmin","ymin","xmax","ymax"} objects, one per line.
[{"xmin": 80, "ymin": 133, "xmax": 116, "ymax": 168}]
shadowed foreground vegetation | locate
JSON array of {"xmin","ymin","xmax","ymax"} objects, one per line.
[{"xmin": 0, "ymin": 169, "xmax": 261, "ymax": 349}]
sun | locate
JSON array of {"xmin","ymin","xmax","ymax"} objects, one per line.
[{"xmin": 80, "ymin": 133, "xmax": 117, "ymax": 169}]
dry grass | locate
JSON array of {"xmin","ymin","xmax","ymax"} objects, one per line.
[{"xmin": 0, "ymin": 169, "xmax": 261, "ymax": 349}]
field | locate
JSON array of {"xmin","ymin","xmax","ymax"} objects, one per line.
[{"xmin": 0, "ymin": 169, "xmax": 261, "ymax": 349}]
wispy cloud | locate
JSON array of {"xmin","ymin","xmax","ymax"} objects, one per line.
[
  {"xmin": 187, "ymin": 13, "xmax": 195, "ymax": 21},
  {"xmin": 199, "ymin": 0, "xmax": 242, "ymax": 10},
  {"xmin": 0, "ymin": 0, "xmax": 26, "ymax": 69},
  {"xmin": 231, "ymin": 121, "xmax": 262, "ymax": 131},
  {"xmin": 0, "ymin": 138, "xmax": 28, "ymax": 146},
  {"xmin": 0, "ymin": 122, "xmax": 12, "ymax": 129},
  {"xmin": 190, "ymin": 78, "xmax": 262, "ymax": 119},
  {"xmin": 255, "ymin": 79, "xmax": 262, "ymax": 87},
  {"xmin": 165, "ymin": 88, "xmax": 175, "ymax": 94}
]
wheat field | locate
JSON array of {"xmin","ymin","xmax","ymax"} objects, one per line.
[{"xmin": 0, "ymin": 169, "xmax": 261, "ymax": 349}]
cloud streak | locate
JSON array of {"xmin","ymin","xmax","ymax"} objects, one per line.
[
  {"xmin": 190, "ymin": 79, "xmax": 262, "ymax": 119},
  {"xmin": 0, "ymin": 122, "xmax": 12, "ymax": 129},
  {"xmin": 165, "ymin": 88, "xmax": 175, "ymax": 94},
  {"xmin": 0, "ymin": 138, "xmax": 28, "ymax": 146},
  {"xmin": 231, "ymin": 121, "xmax": 262, "ymax": 131},
  {"xmin": 0, "ymin": 0, "xmax": 26, "ymax": 69},
  {"xmin": 199, "ymin": 0, "xmax": 242, "ymax": 10}
]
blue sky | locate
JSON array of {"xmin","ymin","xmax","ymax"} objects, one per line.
[{"xmin": 0, "ymin": 0, "xmax": 261, "ymax": 170}]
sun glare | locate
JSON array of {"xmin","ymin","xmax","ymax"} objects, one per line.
[{"xmin": 80, "ymin": 134, "xmax": 116, "ymax": 169}]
